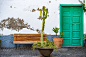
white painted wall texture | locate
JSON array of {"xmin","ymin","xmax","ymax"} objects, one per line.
[{"xmin": 0, "ymin": 0, "xmax": 86, "ymax": 35}]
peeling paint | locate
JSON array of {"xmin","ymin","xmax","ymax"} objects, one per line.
[
  {"xmin": 47, "ymin": 15, "xmax": 49, "ymax": 17},
  {"xmin": 37, "ymin": 8, "xmax": 40, "ymax": 11},
  {"xmin": 49, "ymin": 1, "xmax": 51, "ymax": 3},
  {"xmin": 32, "ymin": 9, "xmax": 36, "ymax": 12},
  {"xmin": 0, "ymin": 0, "xmax": 84, "ymax": 35},
  {"xmin": 10, "ymin": 6, "xmax": 12, "ymax": 8},
  {"xmin": 0, "ymin": 17, "xmax": 41, "ymax": 33},
  {"xmin": 37, "ymin": 16, "xmax": 42, "ymax": 20}
]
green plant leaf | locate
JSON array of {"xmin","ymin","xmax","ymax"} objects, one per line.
[
  {"xmin": 32, "ymin": 38, "xmax": 58, "ymax": 51},
  {"xmin": 60, "ymin": 32, "xmax": 65, "ymax": 37},
  {"xmin": 52, "ymin": 27, "xmax": 60, "ymax": 33}
]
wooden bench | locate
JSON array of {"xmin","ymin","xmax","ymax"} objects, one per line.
[{"xmin": 13, "ymin": 34, "xmax": 47, "ymax": 50}]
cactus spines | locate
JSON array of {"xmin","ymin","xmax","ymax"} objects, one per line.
[{"xmin": 40, "ymin": 6, "xmax": 48, "ymax": 45}]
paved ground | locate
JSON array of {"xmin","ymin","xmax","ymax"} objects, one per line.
[{"xmin": 0, "ymin": 46, "xmax": 86, "ymax": 57}]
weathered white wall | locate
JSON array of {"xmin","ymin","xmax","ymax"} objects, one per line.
[{"xmin": 0, "ymin": 0, "xmax": 85, "ymax": 35}]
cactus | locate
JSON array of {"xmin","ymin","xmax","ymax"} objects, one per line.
[{"xmin": 40, "ymin": 6, "xmax": 48, "ymax": 45}]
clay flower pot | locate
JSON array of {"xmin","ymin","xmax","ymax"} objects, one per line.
[{"xmin": 53, "ymin": 37, "xmax": 63, "ymax": 48}]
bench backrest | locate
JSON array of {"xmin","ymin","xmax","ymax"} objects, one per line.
[{"xmin": 14, "ymin": 34, "xmax": 47, "ymax": 41}]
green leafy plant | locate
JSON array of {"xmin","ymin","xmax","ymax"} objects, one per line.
[
  {"xmin": 84, "ymin": 34, "xmax": 86, "ymax": 40},
  {"xmin": 52, "ymin": 27, "xmax": 65, "ymax": 37},
  {"xmin": 32, "ymin": 38, "xmax": 58, "ymax": 52},
  {"xmin": 0, "ymin": 39, "xmax": 1, "ymax": 43},
  {"xmin": 60, "ymin": 32, "xmax": 65, "ymax": 37},
  {"xmin": 78, "ymin": 0, "xmax": 86, "ymax": 12},
  {"xmin": 52, "ymin": 27, "xmax": 60, "ymax": 37}
]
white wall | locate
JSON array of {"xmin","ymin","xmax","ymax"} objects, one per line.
[{"xmin": 0, "ymin": 0, "xmax": 85, "ymax": 35}]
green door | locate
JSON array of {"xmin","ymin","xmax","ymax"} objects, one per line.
[{"xmin": 60, "ymin": 4, "xmax": 83, "ymax": 47}]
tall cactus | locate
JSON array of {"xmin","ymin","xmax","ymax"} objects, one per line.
[{"xmin": 40, "ymin": 6, "xmax": 48, "ymax": 45}]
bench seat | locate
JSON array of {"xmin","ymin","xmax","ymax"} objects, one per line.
[
  {"xmin": 13, "ymin": 41, "xmax": 46, "ymax": 44},
  {"xmin": 13, "ymin": 34, "xmax": 47, "ymax": 50}
]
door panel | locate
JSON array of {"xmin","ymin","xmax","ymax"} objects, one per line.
[
  {"xmin": 73, "ymin": 7, "xmax": 81, "ymax": 16},
  {"xmin": 62, "ymin": 32, "xmax": 70, "ymax": 37},
  {"xmin": 62, "ymin": 7, "xmax": 71, "ymax": 46},
  {"xmin": 72, "ymin": 24, "xmax": 80, "ymax": 30},
  {"xmin": 63, "ymin": 24, "xmax": 70, "ymax": 30},
  {"xmin": 72, "ymin": 7, "xmax": 81, "ymax": 46},
  {"xmin": 72, "ymin": 39, "xmax": 80, "ymax": 44},
  {"xmin": 61, "ymin": 6, "xmax": 83, "ymax": 47},
  {"xmin": 72, "ymin": 32, "xmax": 80, "ymax": 37},
  {"xmin": 62, "ymin": 39, "xmax": 70, "ymax": 46},
  {"xmin": 72, "ymin": 17, "xmax": 80, "ymax": 23}
]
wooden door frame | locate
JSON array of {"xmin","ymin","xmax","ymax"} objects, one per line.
[{"xmin": 60, "ymin": 4, "xmax": 84, "ymax": 47}]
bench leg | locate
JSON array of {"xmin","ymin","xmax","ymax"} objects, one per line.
[{"xmin": 15, "ymin": 44, "xmax": 17, "ymax": 50}]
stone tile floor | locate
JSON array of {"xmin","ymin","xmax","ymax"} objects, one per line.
[{"xmin": 0, "ymin": 46, "xmax": 86, "ymax": 57}]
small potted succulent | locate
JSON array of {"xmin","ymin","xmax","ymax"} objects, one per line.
[
  {"xmin": 32, "ymin": 6, "xmax": 57, "ymax": 57},
  {"xmin": 52, "ymin": 27, "xmax": 65, "ymax": 48}
]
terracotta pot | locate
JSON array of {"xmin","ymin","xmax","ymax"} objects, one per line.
[
  {"xmin": 37, "ymin": 47, "xmax": 53, "ymax": 57},
  {"xmin": 53, "ymin": 37, "xmax": 63, "ymax": 48}
]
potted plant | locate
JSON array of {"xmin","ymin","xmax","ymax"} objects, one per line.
[
  {"xmin": 84, "ymin": 34, "xmax": 86, "ymax": 47},
  {"xmin": 52, "ymin": 27, "xmax": 65, "ymax": 48},
  {"xmin": 32, "ymin": 6, "xmax": 57, "ymax": 57},
  {"xmin": 0, "ymin": 39, "xmax": 1, "ymax": 48}
]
